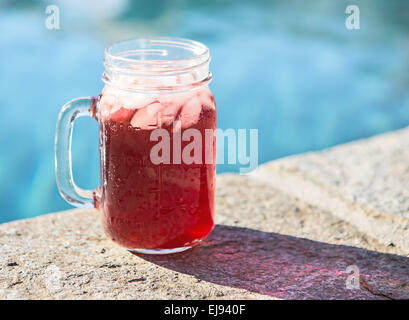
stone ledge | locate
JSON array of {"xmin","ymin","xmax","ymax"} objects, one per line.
[
  {"xmin": 1, "ymin": 128, "xmax": 409, "ymax": 299},
  {"xmin": 251, "ymin": 127, "xmax": 409, "ymax": 253}
]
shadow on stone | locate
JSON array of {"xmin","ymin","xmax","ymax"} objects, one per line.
[{"xmin": 135, "ymin": 225, "xmax": 409, "ymax": 299}]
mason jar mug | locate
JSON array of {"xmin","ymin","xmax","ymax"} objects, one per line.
[{"xmin": 55, "ymin": 38, "xmax": 217, "ymax": 254}]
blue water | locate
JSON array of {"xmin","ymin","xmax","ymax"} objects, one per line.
[{"xmin": 1, "ymin": 0, "xmax": 409, "ymax": 222}]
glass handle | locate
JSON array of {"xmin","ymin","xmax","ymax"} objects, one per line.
[{"xmin": 55, "ymin": 97, "xmax": 98, "ymax": 208}]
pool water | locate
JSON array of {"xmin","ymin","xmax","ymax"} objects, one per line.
[{"xmin": 1, "ymin": 0, "xmax": 409, "ymax": 222}]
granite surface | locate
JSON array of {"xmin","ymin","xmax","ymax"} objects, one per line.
[
  {"xmin": 1, "ymin": 129, "xmax": 409, "ymax": 300},
  {"xmin": 251, "ymin": 127, "xmax": 409, "ymax": 252}
]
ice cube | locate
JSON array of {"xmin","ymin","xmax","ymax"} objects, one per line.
[
  {"xmin": 119, "ymin": 92, "xmax": 157, "ymax": 110},
  {"xmin": 180, "ymin": 96, "xmax": 202, "ymax": 128},
  {"xmin": 158, "ymin": 91, "xmax": 191, "ymax": 108},
  {"xmin": 110, "ymin": 107, "xmax": 136, "ymax": 123},
  {"xmin": 130, "ymin": 102, "xmax": 164, "ymax": 129},
  {"xmin": 196, "ymin": 87, "xmax": 215, "ymax": 110}
]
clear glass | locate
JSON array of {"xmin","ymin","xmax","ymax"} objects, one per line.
[{"xmin": 55, "ymin": 38, "xmax": 216, "ymax": 254}]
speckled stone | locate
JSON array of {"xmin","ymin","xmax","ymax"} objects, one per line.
[
  {"xmin": 251, "ymin": 127, "xmax": 409, "ymax": 253},
  {"xmin": 1, "ymin": 129, "xmax": 409, "ymax": 299}
]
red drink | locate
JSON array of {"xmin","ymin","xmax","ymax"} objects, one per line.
[
  {"xmin": 97, "ymin": 87, "xmax": 217, "ymax": 251},
  {"xmin": 55, "ymin": 38, "xmax": 216, "ymax": 254}
]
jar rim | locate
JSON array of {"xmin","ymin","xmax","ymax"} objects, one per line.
[
  {"xmin": 102, "ymin": 37, "xmax": 212, "ymax": 93},
  {"xmin": 104, "ymin": 37, "xmax": 210, "ymax": 70}
]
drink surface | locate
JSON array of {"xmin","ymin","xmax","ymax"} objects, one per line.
[{"xmin": 97, "ymin": 85, "xmax": 217, "ymax": 249}]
